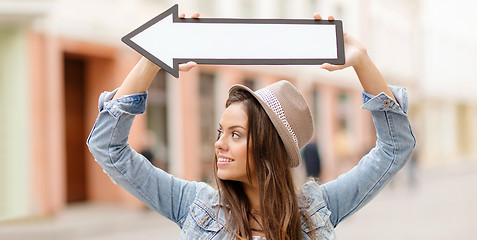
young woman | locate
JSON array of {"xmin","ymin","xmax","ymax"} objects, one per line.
[{"xmin": 87, "ymin": 13, "xmax": 415, "ymax": 240}]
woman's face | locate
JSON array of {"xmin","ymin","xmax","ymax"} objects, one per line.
[{"xmin": 215, "ymin": 102, "xmax": 255, "ymax": 184}]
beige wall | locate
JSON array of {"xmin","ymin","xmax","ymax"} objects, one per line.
[
  {"xmin": 26, "ymin": 33, "xmax": 148, "ymax": 218},
  {"xmin": 0, "ymin": 27, "xmax": 31, "ymax": 221}
]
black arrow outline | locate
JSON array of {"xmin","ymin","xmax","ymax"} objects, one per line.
[{"xmin": 122, "ymin": 4, "xmax": 345, "ymax": 78}]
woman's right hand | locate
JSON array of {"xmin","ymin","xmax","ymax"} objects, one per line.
[
  {"xmin": 113, "ymin": 12, "xmax": 200, "ymax": 100},
  {"xmin": 177, "ymin": 12, "xmax": 199, "ymax": 72}
]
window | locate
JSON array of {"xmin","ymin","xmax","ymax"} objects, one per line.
[
  {"xmin": 278, "ymin": 0, "xmax": 288, "ymax": 18},
  {"xmin": 198, "ymin": 0, "xmax": 216, "ymax": 16},
  {"xmin": 146, "ymin": 71, "xmax": 169, "ymax": 170},
  {"xmin": 457, "ymin": 104, "xmax": 472, "ymax": 155},
  {"xmin": 334, "ymin": 92, "xmax": 352, "ymax": 162},
  {"xmin": 310, "ymin": 0, "xmax": 320, "ymax": 11},
  {"xmin": 312, "ymin": 88, "xmax": 321, "ymax": 130},
  {"xmin": 337, "ymin": 93, "xmax": 350, "ymax": 131},
  {"xmin": 243, "ymin": 78, "xmax": 256, "ymax": 90},
  {"xmin": 199, "ymin": 72, "xmax": 217, "ymax": 182},
  {"xmin": 241, "ymin": 0, "xmax": 254, "ymax": 18}
]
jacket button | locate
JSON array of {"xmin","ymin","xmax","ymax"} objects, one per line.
[{"xmin": 383, "ymin": 99, "xmax": 391, "ymax": 106}]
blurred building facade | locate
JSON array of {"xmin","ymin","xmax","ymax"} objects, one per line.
[{"xmin": 1, "ymin": 0, "xmax": 476, "ymax": 221}]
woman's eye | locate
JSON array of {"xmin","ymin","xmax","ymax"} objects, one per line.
[
  {"xmin": 232, "ymin": 132, "xmax": 240, "ymax": 138},
  {"xmin": 217, "ymin": 129, "xmax": 223, "ymax": 137}
]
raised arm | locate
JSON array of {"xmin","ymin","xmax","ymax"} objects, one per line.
[
  {"xmin": 87, "ymin": 13, "xmax": 200, "ymax": 226},
  {"xmin": 314, "ymin": 14, "xmax": 415, "ymax": 226},
  {"xmin": 113, "ymin": 56, "xmax": 196, "ymax": 99},
  {"xmin": 112, "ymin": 57, "xmax": 160, "ymax": 100}
]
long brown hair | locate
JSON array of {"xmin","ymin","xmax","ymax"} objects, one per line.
[{"xmin": 215, "ymin": 89, "xmax": 314, "ymax": 240}]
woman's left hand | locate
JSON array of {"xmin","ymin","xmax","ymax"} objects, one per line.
[
  {"xmin": 314, "ymin": 14, "xmax": 396, "ymax": 101},
  {"xmin": 313, "ymin": 14, "xmax": 368, "ymax": 72}
]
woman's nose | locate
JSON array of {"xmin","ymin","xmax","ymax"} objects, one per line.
[{"xmin": 215, "ymin": 135, "xmax": 226, "ymax": 151}]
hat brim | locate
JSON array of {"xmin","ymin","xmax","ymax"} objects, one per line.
[{"xmin": 228, "ymin": 84, "xmax": 302, "ymax": 168}]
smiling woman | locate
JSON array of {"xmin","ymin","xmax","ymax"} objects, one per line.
[
  {"xmin": 214, "ymin": 83, "xmax": 313, "ymax": 239},
  {"xmin": 86, "ymin": 12, "xmax": 415, "ymax": 240},
  {"xmin": 215, "ymin": 102, "xmax": 252, "ymax": 183}
]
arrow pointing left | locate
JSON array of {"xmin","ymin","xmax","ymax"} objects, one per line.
[{"xmin": 122, "ymin": 4, "xmax": 345, "ymax": 78}]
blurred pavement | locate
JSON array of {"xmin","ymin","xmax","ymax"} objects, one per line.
[
  {"xmin": 1, "ymin": 161, "xmax": 476, "ymax": 240},
  {"xmin": 335, "ymin": 160, "xmax": 477, "ymax": 239}
]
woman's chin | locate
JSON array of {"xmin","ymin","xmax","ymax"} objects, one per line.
[
  {"xmin": 217, "ymin": 172, "xmax": 241, "ymax": 182},
  {"xmin": 217, "ymin": 172, "xmax": 231, "ymax": 181}
]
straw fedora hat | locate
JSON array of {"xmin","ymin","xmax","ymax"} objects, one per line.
[{"xmin": 228, "ymin": 80, "xmax": 314, "ymax": 168}]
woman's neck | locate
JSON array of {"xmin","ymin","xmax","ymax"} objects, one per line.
[{"xmin": 242, "ymin": 182, "xmax": 260, "ymax": 211}]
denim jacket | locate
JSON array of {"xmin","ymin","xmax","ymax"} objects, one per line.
[{"xmin": 87, "ymin": 86, "xmax": 415, "ymax": 239}]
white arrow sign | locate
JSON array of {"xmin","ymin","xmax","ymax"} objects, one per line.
[{"xmin": 122, "ymin": 4, "xmax": 345, "ymax": 78}]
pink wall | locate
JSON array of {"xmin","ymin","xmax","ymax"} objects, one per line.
[{"xmin": 29, "ymin": 34, "xmax": 146, "ymax": 216}]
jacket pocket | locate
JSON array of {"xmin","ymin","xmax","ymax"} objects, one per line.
[
  {"xmin": 187, "ymin": 204, "xmax": 223, "ymax": 239},
  {"xmin": 302, "ymin": 207, "xmax": 336, "ymax": 239}
]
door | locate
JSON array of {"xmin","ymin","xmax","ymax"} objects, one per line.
[{"xmin": 64, "ymin": 55, "xmax": 87, "ymax": 203}]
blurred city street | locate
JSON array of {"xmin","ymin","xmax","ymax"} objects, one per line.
[
  {"xmin": 1, "ymin": 160, "xmax": 476, "ymax": 240},
  {"xmin": 2, "ymin": 1, "xmax": 477, "ymax": 239}
]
